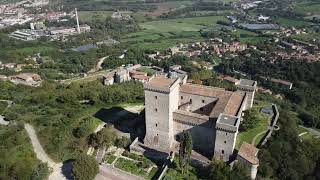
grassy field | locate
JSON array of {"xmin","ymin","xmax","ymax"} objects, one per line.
[
  {"xmin": 294, "ymin": 1, "xmax": 320, "ymax": 15},
  {"xmin": 79, "ymin": 11, "xmax": 114, "ymax": 22},
  {"xmin": 291, "ymin": 31, "xmax": 320, "ymax": 43},
  {"xmin": 273, "ymin": 17, "xmax": 311, "ymax": 27},
  {"xmin": 140, "ymin": 16, "xmax": 226, "ymax": 32},
  {"xmin": 123, "ymin": 15, "xmax": 226, "ymax": 50}
]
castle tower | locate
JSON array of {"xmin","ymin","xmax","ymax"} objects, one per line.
[
  {"xmin": 236, "ymin": 79, "xmax": 257, "ymax": 109},
  {"xmin": 143, "ymin": 76, "xmax": 180, "ymax": 152},
  {"xmin": 214, "ymin": 114, "xmax": 240, "ymax": 161}
]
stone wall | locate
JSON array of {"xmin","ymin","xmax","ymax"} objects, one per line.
[
  {"xmin": 172, "ymin": 112, "xmax": 215, "ymax": 155},
  {"xmin": 179, "ymin": 92, "xmax": 217, "ymax": 115}
]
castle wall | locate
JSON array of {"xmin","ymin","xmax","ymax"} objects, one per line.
[{"xmin": 173, "ymin": 120, "xmax": 215, "ymax": 155}]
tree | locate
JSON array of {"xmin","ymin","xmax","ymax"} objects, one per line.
[
  {"xmin": 240, "ymin": 108, "xmax": 260, "ymax": 131},
  {"xmin": 115, "ymin": 136, "xmax": 131, "ymax": 148},
  {"xmin": 178, "ymin": 131, "xmax": 193, "ymax": 174},
  {"xmin": 230, "ymin": 162, "xmax": 250, "ymax": 180},
  {"xmin": 89, "ymin": 125, "xmax": 117, "ymax": 149},
  {"xmin": 210, "ymin": 159, "xmax": 231, "ymax": 180},
  {"xmin": 72, "ymin": 154, "xmax": 99, "ymax": 180}
]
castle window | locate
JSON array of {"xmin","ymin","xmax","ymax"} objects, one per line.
[
  {"xmin": 155, "ymin": 108, "xmax": 158, "ymax": 112},
  {"xmin": 202, "ymin": 100, "xmax": 205, "ymax": 103},
  {"xmin": 226, "ymin": 133, "xmax": 228, "ymax": 135},
  {"xmin": 190, "ymin": 99, "xmax": 192, "ymax": 103},
  {"xmin": 200, "ymin": 108, "xmax": 204, "ymax": 112},
  {"xmin": 222, "ymin": 150, "xmax": 224, "ymax": 154},
  {"xmin": 181, "ymin": 96, "xmax": 183, "ymax": 99},
  {"xmin": 155, "ymin": 96, "xmax": 158, "ymax": 99},
  {"xmin": 156, "ymin": 123, "xmax": 158, "ymax": 127},
  {"xmin": 224, "ymin": 141, "xmax": 226, "ymax": 144}
]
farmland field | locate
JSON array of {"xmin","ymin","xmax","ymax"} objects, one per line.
[{"xmin": 122, "ymin": 15, "xmax": 226, "ymax": 50}]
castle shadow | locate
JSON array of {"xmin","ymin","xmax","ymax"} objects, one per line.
[
  {"xmin": 94, "ymin": 107, "xmax": 145, "ymax": 141},
  {"xmin": 61, "ymin": 159, "xmax": 74, "ymax": 180}
]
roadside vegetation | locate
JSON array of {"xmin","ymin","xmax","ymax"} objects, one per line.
[
  {"xmin": 72, "ymin": 153, "xmax": 99, "ymax": 180},
  {"xmin": 0, "ymin": 124, "xmax": 49, "ymax": 180}
]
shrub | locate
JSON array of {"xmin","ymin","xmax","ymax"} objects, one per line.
[{"xmin": 72, "ymin": 154, "xmax": 99, "ymax": 180}]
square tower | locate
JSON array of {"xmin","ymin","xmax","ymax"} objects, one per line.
[
  {"xmin": 143, "ymin": 76, "xmax": 180, "ymax": 152},
  {"xmin": 214, "ymin": 114, "xmax": 240, "ymax": 161}
]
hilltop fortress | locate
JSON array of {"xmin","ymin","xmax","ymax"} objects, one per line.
[
  {"xmin": 138, "ymin": 75, "xmax": 257, "ymax": 162},
  {"xmin": 131, "ymin": 75, "xmax": 257, "ymax": 163}
]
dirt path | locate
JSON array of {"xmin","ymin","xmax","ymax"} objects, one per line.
[
  {"xmin": 251, "ymin": 130, "xmax": 268, "ymax": 145},
  {"xmin": 24, "ymin": 123, "xmax": 67, "ymax": 180}
]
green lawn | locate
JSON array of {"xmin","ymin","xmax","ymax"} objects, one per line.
[
  {"xmin": 104, "ymin": 154, "xmax": 117, "ymax": 164},
  {"xmin": 236, "ymin": 108, "xmax": 270, "ymax": 149}
]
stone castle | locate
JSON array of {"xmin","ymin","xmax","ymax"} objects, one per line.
[{"xmin": 142, "ymin": 75, "xmax": 257, "ymax": 161}]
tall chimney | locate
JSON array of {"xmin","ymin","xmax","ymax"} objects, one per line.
[{"xmin": 75, "ymin": 8, "xmax": 80, "ymax": 34}]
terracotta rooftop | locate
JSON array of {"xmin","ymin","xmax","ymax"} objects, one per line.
[
  {"xmin": 147, "ymin": 76, "xmax": 177, "ymax": 88},
  {"xmin": 180, "ymin": 84, "xmax": 245, "ymax": 118},
  {"xmin": 238, "ymin": 142, "xmax": 259, "ymax": 165},
  {"xmin": 223, "ymin": 92, "xmax": 245, "ymax": 116},
  {"xmin": 181, "ymin": 84, "xmax": 232, "ymax": 98}
]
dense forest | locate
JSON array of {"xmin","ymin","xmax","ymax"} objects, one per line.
[{"xmin": 217, "ymin": 52, "xmax": 320, "ymax": 179}]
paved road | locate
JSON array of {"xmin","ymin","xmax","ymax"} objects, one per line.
[{"xmin": 24, "ymin": 123, "xmax": 67, "ymax": 180}]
